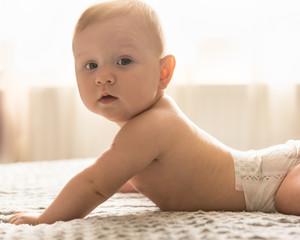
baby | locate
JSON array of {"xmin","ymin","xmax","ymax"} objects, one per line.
[{"xmin": 9, "ymin": 0, "xmax": 300, "ymax": 225}]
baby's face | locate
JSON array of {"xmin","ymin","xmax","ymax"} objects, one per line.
[{"xmin": 73, "ymin": 15, "xmax": 163, "ymax": 123}]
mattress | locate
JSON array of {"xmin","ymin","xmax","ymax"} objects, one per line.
[{"xmin": 1, "ymin": 158, "xmax": 300, "ymax": 240}]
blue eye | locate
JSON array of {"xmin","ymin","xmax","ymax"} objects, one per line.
[
  {"xmin": 117, "ymin": 58, "xmax": 132, "ymax": 65},
  {"xmin": 85, "ymin": 62, "xmax": 98, "ymax": 69}
]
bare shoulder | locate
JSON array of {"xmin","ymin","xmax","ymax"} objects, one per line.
[
  {"xmin": 98, "ymin": 94, "xmax": 189, "ymax": 172},
  {"xmin": 114, "ymin": 95, "xmax": 183, "ymax": 149},
  {"xmin": 107, "ymin": 95, "xmax": 196, "ymax": 168}
]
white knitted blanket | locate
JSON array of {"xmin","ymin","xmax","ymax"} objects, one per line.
[{"xmin": 1, "ymin": 158, "xmax": 300, "ymax": 240}]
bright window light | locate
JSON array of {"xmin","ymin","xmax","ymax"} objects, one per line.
[{"xmin": 0, "ymin": 0, "xmax": 300, "ymax": 86}]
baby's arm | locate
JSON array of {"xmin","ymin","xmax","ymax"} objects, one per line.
[
  {"xmin": 38, "ymin": 168, "xmax": 109, "ymax": 224},
  {"xmin": 9, "ymin": 116, "xmax": 161, "ymax": 225},
  {"xmin": 9, "ymin": 157, "xmax": 135, "ymax": 225},
  {"xmin": 9, "ymin": 168, "xmax": 107, "ymax": 225}
]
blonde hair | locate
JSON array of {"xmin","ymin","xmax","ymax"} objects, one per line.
[{"xmin": 73, "ymin": 0, "xmax": 165, "ymax": 56}]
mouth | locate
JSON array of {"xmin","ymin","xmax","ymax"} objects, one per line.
[{"xmin": 99, "ymin": 94, "xmax": 118, "ymax": 104}]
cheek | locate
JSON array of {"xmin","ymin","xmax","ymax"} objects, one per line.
[
  {"xmin": 124, "ymin": 77, "xmax": 160, "ymax": 103},
  {"xmin": 142, "ymin": 71, "xmax": 161, "ymax": 95},
  {"xmin": 76, "ymin": 78, "xmax": 94, "ymax": 104},
  {"xmin": 76, "ymin": 79, "xmax": 86, "ymax": 96},
  {"xmin": 132, "ymin": 66, "xmax": 160, "ymax": 89}
]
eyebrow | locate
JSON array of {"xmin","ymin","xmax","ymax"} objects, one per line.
[
  {"xmin": 116, "ymin": 42, "xmax": 138, "ymax": 50},
  {"xmin": 74, "ymin": 52, "xmax": 86, "ymax": 58},
  {"xmin": 74, "ymin": 43, "xmax": 138, "ymax": 57}
]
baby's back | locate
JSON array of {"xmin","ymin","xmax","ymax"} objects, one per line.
[{"xmin": 130, "ymin": 95, "xmax": 246, "ymax": 211}]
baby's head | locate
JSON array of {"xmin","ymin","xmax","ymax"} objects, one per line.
[
  {"xmin": 73, "ymin": 0, "xmax": 165, "ymax": 57},
  {"xmin": 72, "ymin": 0, "xmax": 175, "ymax": 123}
]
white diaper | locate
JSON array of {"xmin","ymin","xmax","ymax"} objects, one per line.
[{"xmin": 231, "ymin": 140, "xmax": 300, "ymax": 212}]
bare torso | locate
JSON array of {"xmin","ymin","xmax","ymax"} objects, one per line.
[
  {"xmin": 129, "ymin": 95, "xmax": 246, "ymax": 211},
  {"xmin": 8, "ymin": 95, "xmax": 247, "ymax": 226}
]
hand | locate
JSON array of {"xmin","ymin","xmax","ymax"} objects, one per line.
[{"xmin": 8, "ymin": 211, "xmax": 39, "ymax": 225}]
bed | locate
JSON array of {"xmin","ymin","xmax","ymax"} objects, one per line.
[{"xmin": 1, "ymin": 158, "xmax": 300, "ymax": 240}]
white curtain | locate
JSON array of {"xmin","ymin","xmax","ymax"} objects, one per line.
[{"xmin": 0, "ymin": 0, "xmax": 300, "ymax": 162}]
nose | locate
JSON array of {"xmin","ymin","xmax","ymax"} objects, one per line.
[{"xmin": 95, "ymin": 69, "xmax": 116, "ymax": 85}]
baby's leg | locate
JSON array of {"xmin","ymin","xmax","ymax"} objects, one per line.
[{"xmin": 275, "ymin": 164, "xmax": 300, "ymax": 215}]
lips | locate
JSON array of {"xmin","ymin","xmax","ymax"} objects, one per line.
[{"xmin": 99, "ymin": 94, "xmax": 118, "ymax": 104}]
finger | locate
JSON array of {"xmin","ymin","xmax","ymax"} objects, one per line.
[
  {"xmin": 8, "ymin": 215, "xmax": 17, "ymax": 222},
  {"xmin": 9, "ymin": 211, "xmax": 26, "ymax": 222},
  {"xmin": 8, "ymin": 212, "xmax": 21, "ymax": 220},
  {"xmin": 14, "ymin": 211, "xmax": 27, "ymax": 214},
  {"xmin": 9, "ymin": 213, "xmax": 24, "ymax": 223},
  {"xmin": 11, "ymin": 216, "xmax": 27, "ymax": 225},
  {"xmin": 8, "ymin": 216, "xmax": 18, "ymax": 224},
  {"xmin": 14, "ymin": 219, "xmax": 22, "ymax": 225}
]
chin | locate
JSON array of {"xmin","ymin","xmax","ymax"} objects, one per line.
[
  {"xmin": 92, "ymin": 108, "xmax": 143, "ymax": 125},
  {"xmin": 102, "ymin": 114, "xmax": 132, "ymax": 125}
]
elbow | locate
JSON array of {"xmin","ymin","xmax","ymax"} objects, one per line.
[{"xmin": 81, "ymin": 167, "xmax": 113, "ymax": 200}]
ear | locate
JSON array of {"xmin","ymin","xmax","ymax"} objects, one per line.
[{"xmin": 159, "ymin": 55, "xmax": 176, "ymax": 89}]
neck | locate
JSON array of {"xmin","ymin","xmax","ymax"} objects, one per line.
[{"xmin": 115, "ymin": 92, "xmax": 165, "ymax": 128}]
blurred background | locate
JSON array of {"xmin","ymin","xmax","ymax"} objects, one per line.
[{"xmin": 0, "ymin": 0, "xmax": 300, "ymax": 163}]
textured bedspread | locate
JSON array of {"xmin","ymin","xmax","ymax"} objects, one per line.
[{"xmin": 1, "ymin": 158, "xmax": 300, "ymax": 240}]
